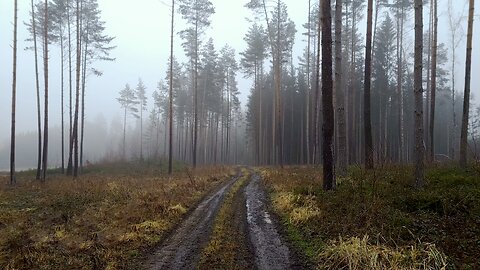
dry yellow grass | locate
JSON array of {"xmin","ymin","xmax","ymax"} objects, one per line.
[{"xmin": 0, "ymin": 165, "xmax": 233, "ymax": 270}]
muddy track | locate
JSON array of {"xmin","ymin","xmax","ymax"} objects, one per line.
[
  {"xmin": 145, "ymin": 172, "xmax": 241, "ymax": 270},
  {"xmin": 145, "ymin": 168, "xmax": 299, "ymax": 270},
  {"xmin": 245, "ymin": 173, "xmax": 299, "ymax": 270}
]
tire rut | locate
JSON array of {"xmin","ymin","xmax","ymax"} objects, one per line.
[
  {"xmin": 145, "ymin": 171, "xmax": 241, "ymax": 270},
  {"xmin": 245, "ymin": 172, "xmax": 297, "ymax": 270}
]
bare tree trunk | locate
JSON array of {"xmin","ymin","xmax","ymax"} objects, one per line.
[
  {"xmin": 80, "ymin": 24, "xmax": 89, "ymax": 173},
  {"xmin": 275, "ymin": 0, "xmax": 283, "ymax": 168},
  {"xmin": 73, "ymin": 0, "xmax": 82, "ymax": 177},
  {"xmin": 321, "ymin": 0, "xmax": 336, "ymax": 190},
  {"xmin": 306, "ymin": 0, "xmax": 311, "ymax": 165},
  {"xmin": 10, "ymin": 0, "xmax": 18, "ymax": 185},
  {"xmin": 41, "ymin": 0, "xmax": 49, "ymax": 181},
  {"xmin": 429, "ymin": 0, "xmax": 438, "ymax": 163},
  {"xmin": 396, "ymin": 3, "xmax": 405, "ymax": 163},
  {"xmin": 193, "ymin": 17, "xmax": 199, "ymax": 169},
  {"xmin": 364, "ymin": 0, "xmax": 374, "ymax": 169},
  {"xmin": 31, "ymin": 0, "xmax": 42, "ymax": 180},
  {"xmin": 460, "ymin": 0, "xmax": 475, "ymax": 167},
  {"xmin": 313, "ymin": 5, "xmax": 321, "ymax": 165},
  {"xmin": 123, "ymin": 107, "xmax": 127, "ymax": 159},
  {"xmin": 60, "ymin": 27, "xmax": 65, "ymax": 174},
  {"xmin": 414, "ymin": 0, "xmax": 424, "ymax": 188},
  {"xmin": 168, "ymin": 0, "xmax": 175, "ymax": 174},
  {"xmin": 66, "ymin": 0, "xmax": 74, "ymax": 175},
  {"xmin": 335, "ymin": 0, "xmax": 346, "ymax": 175},
  {"xmin": 425, "ymin": 0, "xmax": 433, "ymax": 148}
]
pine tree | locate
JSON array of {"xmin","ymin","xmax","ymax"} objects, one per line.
[
  {"xmin": 41, "ymin": 0, "xmax": 49, "ymax": 181},
  {"xmin": 364, "ymin": 0, "xmax": 374, "ymax": 169},
  {"xmin": 168, "ymin": 0, "xmax": 175, "ymax": 174},
  {"xmin": 136, "ymin": 79, "xmax": 148, "ymax": 161},
  {"xmin": 117, "ymin": 84, "xmax": 139, "ymax": 159},
  {"xmin": 321, "ymin": 0, "xmax": 336, "ymax": 190},
  {"xmin": 414, "ymin": 0, "xmax": 424, "ymax": 188},
  {"xmin": 460, "ymin": 0, "xmax": 475, "ymax": 167},
  {"xmin": 178, "ymin": 0, "xmax": 215, "ymax": 168},
  {"xmin": 10, "ymin": 0, "xmax": 19, "ymax": 185}
]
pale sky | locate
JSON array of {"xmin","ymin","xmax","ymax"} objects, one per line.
[{"xmin": 0, "ymin": 0, "xmax": 478, "ymax": 146}]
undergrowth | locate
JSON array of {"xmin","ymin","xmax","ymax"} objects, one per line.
[
  {"xmin": 262, "ymin": 165, "xmax": 480, "ymax": 269},
  {"xmin": 0, "ymin": 164, "xmax": 232, "ymax": 270}
]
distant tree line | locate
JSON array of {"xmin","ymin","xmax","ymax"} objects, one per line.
[
  {"xmin": 7, "ymin": 0, "xmax": 478, "ymax": 189},
  {"xmin": 242, "ymin": 0, "xmax": 477, "ymax": 189},
  {"xmin": 9, "ymin": 0, "xmax": 114, "ymax": 183}
]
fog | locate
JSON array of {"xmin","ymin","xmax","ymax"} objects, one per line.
[{"xmin": 0, "ymin": 0, "xmax": 479, "ymax": 170}]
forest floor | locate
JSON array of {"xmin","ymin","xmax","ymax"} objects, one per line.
[
  {"xmin": 0, "ymin": 161, "xmax": 235, "ymax": 269},
  {"xmin": 1, "ymin": 163, "xmax": 478, "ymax": 269},
  {"xmin": 262, "ymin": 164, "xmax": 480, "ymax": 269}
]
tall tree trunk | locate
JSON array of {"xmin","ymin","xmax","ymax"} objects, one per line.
[
  {"xmin": 335, "ymin": 0, "xmax": 346, "ymax": 175},
  {"xmin": 193, "ymin": 17, "xmax": 199, "ymax": 169},
  {"xmin": 396, "ymin": 3, "xmax": 405, "ymax": 162},
  {"xmin": 73, "ymin": 0, "xmax": 82, "ymax": 177},
  {"xmin": 41, "ymin": 0, "xmax": 49, "ymax": 181},
  {"xmin": 364, "ymin": 0, "xmax": 374, "ymax": 169},
  {"xmin": 306, "ymin": 0, "xmax": 311, "ymax": 165},
  {"xmin": 66, "ymin": 0, "xmax": 74, "ymax": 175},
  {"xmin": 425, "ymin": 0, "xmax": 433, "ymax": 146},
  {"xmin": 321, "ymin": 0, "xmax": 336, "ymax": 190},
  {"xmin": 60, "ymin": 28, "xmax": 65, "ymax": 174},
  {"xmin": 460, "ymin": 0, "xmax": 475, "ymax": 167},
  {"xmin": 123, "ymin": 107, "xmax": 127, "ymax": 159},
  {"xmin": 275, "ymin": 0, "xmax": 283, "ymax": 168},
  {"xmin": 313, "ymin": 5, "xmax": 321, "ymax": 165},
  {"xmin": 414, "ymin": 0, "xmax": 424, "ymax": 188},
  {"xmin": 168, "ymin": 0, "xmax": 175, "ymax": 174},
  {"xmin": 10, "ymin": 0, "xmax": 18, "ymax": 185},
  {"xmin": 80, "ymin": 21, "xmax": 89, "ymax": 173},
  {"xmin": 429, "ymin": 0, "xmax": 438, "ymax": 162},
  {"xmin": 31, "ymin": 0, "xmax": 42, "ymax": 180}
]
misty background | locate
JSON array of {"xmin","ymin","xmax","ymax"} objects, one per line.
[{"xmin": 0, "ymin": 0, "xmax": 479, "ymax": 170}]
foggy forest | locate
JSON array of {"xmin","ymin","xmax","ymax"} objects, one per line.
[{"xmin": 0, "ymin": 0, "xmax": 479, "ymax": 269}]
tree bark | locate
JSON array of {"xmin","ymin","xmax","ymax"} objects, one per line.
[
  {"xmin": 41, "ymin": 0, "xmax": 49, "ymax": 181},
  {"xmin": 313, "ymin": 5, "xmax": 321, "ymax": 165},
  {"xmin": 306, "ymin": 0, "xmax": 311, "ymax": 165},
  {"xmin": 31, "ymin": 0, "xmax": 42, "ymax": 180},
  {"xmin": 193, "ymin": 13, "xmax": 199, "ymax": 169},
  {"xmin": 73, "ymin": 0, "xmax": 82, "ymax": 177},
  {"xmin": 10, "ymin": 0, "xmax": 18, "ymax": 185},
  {"xmin": 168, "ymin": 0, "xmax": 175, "ymax": 174},
  {"xmin": 460, "ymin": 0, "xmax": 475, "ymax": 167},
  {"xmin": 275, "ymin": 0, "xmax": 283, "ymax": 168},
  {"xmin": 80, "ymin": 23, "xmax": 89, "ymax": 173},
  {"xmin": 364, "ymin": 0, "xmax": 374, "ymax": 169},
  {"xmin": 321, "ymin": 0, "xmax": 336, "ymax": 191},
  {"xmin": 414, "ymin": 0, "xmax": 424, "ymax": 188},
  {"xmin": 66, "ymin": 0, "xmax": 74, "ymax": 175},
  {"xmin": 335, "ymin": 0, "xmax": 346, "ymax": 175},
  {"xmin": 60, "ymin": 26, "xmax": 65, "ymax": 174},
  {"xmin": 429, "ymin": 0, "xmax": 438, "ymax": 162}
]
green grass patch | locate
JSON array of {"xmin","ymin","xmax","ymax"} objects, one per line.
[{"xmin": 262, "ymin": 165, "xmax": 480, "ymax": 269}]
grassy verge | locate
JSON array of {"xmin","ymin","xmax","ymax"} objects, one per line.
[
  {"xmin": 0, "ymin": 163, "xmax": 233, "ymax": 270},
  {"xmin": 198, "ymin": 169, "xmax": 251, "ymax": 269},
  {"xmin": 262, "ymin": 165, "xmax": 480, "ymax": 269}
]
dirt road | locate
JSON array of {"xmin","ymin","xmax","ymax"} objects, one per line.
[{"xmin": 146, "ymin": 169, "xmax": 300, "ymax": 270}]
